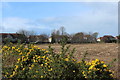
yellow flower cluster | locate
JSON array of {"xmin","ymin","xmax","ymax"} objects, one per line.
[
  {"xmin": 87, "ymin": 59, "xmax": 108, "ymax": 70},
  {"xmin": 2, "ymin": 44, "xmax": 51, "ymax": 78},
  {"xmin": 80, "ymin": 59, "xmax": 114, "ymax": 79}
]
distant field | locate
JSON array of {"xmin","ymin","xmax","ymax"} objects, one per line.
[{"xmin": 36, "ymin": 43, "xmax": 119, "ymax": 78}]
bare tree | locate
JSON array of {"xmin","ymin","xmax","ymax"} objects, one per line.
[
  {"xmin": 51, "ymin": 27, "xmax": 66, "ymax": 36},
  {"xmin": 59, "ymin": 26, "xmax": 65, "ymax": 35},
  {"xmin": 17, "ymin": 29, "xmax": 35, "ymax": 37},
  {"xmin": 56, "ymin": 30, "xmax": 60, "ymax": 35},
  {"xmin": 51, "ymin": 29, "xmax": 56, "ymax": 36}
]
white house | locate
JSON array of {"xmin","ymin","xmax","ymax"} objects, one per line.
[{"xmin": 48, "ymin": 37, "xmax": 52, "ymax": 43}]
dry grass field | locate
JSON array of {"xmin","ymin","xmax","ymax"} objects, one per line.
[{"xmin": 36, "ymin": 43, "xmax": 119, "ymax": 79}]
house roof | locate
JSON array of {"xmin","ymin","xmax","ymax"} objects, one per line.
[
  {"xmin": 0, "ymin": 33, "xmax": 23, "ymax": 38},
  {"xmin": 0, "ymin": 33, "xmax": 19, "ymax": 35},
  {"xmin": 103, "ymin": 35, "xmax": 114, "ymax": 38},
  {"xmin": 97, "ymin": 37, "xmax": 103, "ymax": 39},
  {"xmin": 97, "ymin": 35, "xmax": 115, "ymax": 39}
]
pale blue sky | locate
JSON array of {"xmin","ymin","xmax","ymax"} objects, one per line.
[{"xmin": 1, "ymin": 2, "xmax": 118, "ymax": 37}]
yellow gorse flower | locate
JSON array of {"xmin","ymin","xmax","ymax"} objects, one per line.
[
  {"xmin": 36, "ymin": 71, "xmax": 39, "ymax": 73},
  {"xmin": 103, "ymin": 64, "xmax": 107, "ymax": 67},
  {"xmin": 15, "ymin": 65, "xmax": 19, "ymax": 69},
  {"xmin": 48, "ymin": 68, "xmax": 52, "ymax": 71},
  {"xmin": 72, "ymin": 59, "xmax": 76, "ymax": 61},
  {"xmin": 29, "ymin": 49, "xmax": 34, "ymax": 52},
  {"xmin": 40, "ymin": 64, "xmax": 43, "ymax": 67},
  {"xmin": 40, "ymin": 76, "xmax": 43, "ymax": 78},
  {"xmin": 45, "ymin": 51, "xmax": 48, "ymax": 53},
  {"xmin": 22, "ymin": 68, "xmax": 25, "ymax": 70},
  {"xmin": 77, "ymin": 61, "xmax": 81, "ymax": 64},
  {"xmin": 73, "ymin": 70, "xmax": 75, "ymax": 72},
  {"xmin": 41, "ymin": 56, "xmax": 45, "ymax": 58},
  {"xmin": 42, "ymin": 49, "xmax": 46, "ymax": 51},
  {"xmin": 27, "ymin": 52, "xmax": 30, "ymax": 55},
  {"xmin": 89, "ymin": 65, "xmax": 95, "ymax": 70},
  {"xmin": 12, "ymin": 47, "xmax": 15, "ymax": 49},
  {"xmin": 17, "ymin": 58, "xmax": 21, "ymax": 62},
  {"xmin": 95, "ymin": 59, "xmax": 99, "ymax": 62},
  {"xmin": 64, "ymin": 58, "xmax": 69, "ymax": 61},
  {"xmin": 29, "ymin": 67, "xmax": 32, "ymax": 70},
  {"xmin": 101, "ymin": 61, "xmax": 104, "ymax": 64},
  {"xmin": 31, "ymin": 64, "xmax": 34, "ymax": 67},
  {"xmin": 19, "ymin": 52, "xmax": 22, "ymax": 55}
]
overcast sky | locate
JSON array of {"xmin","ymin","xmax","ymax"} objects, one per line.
[{"xmin": 1, "ymin": 2, "xmax": 118, "ymax": 37}]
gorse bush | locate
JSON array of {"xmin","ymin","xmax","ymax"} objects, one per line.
[{"xmin": 2, "ymin": 42, "xmax": 115, "ymax": 79}]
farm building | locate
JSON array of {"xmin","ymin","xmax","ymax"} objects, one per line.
[
  {"xmin": 28, "ymin": 35, "xmax": 49, "ymax": 43},
  {"xmin": 70, "ymin": 33, "xmax": 97, "ymax": 43},
  {"xmin": 97, "ymin": 37, "xmax": 103, "ymax": 42},
  {"xmin": 0, "ymin": 33, "xmax": 28, "ymax": 43}
]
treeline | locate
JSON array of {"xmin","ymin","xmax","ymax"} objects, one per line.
[
  {"xmin": 51, "ymin": 27, "xmax": 98, "ymax": 43},
  {"xmin": 17, "ymin": 26, "xmax": 99, "ymax": 43},
  {"xmin": 1, "ymin": 26, "xmax": 120, "ymax": 44}
]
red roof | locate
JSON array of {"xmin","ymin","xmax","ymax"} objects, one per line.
[
  {"xmin": 103, "ymin": 35, "xmax": 113, "ymax": 37},
  {"xmin": 98, "ymin": 35, "xmax": 115, "ymax": 40},
  {"xmin": 0, "ymin": 33, "xmax": 18, "ymax": 35},
  {"xmin": 97, "ymin": 37, "xmax": 103, "ymax": 39}
]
